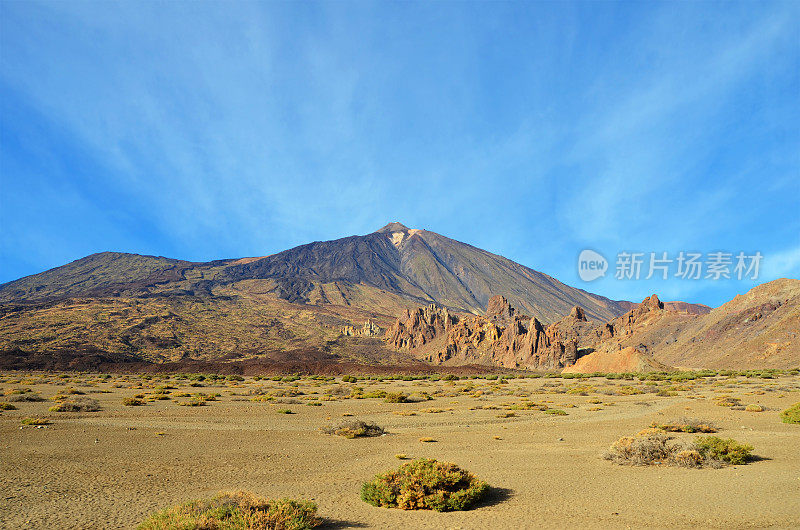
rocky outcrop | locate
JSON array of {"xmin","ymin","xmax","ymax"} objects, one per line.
[
  {"xmin": 341, "ymin": 319, "xmax": 383, "ymax": 337},
  {"xmin": 592, "ymin": 294, "xmax": 666, "ymax": 343},
  {"xmin": 485, "ymin": 295, "xmax": 515, "ymax": 324},
  {"xmin": 385, "ymin": 295, "xmax": 584, "ymax": 370},
  {"xmin": 384, "ymin": 305, "xmax": 458, "ymax": 350}
]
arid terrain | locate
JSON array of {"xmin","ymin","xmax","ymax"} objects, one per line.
[{"xmin": 2, "ymin": 369, "xmax": 799, "ymax": 529}]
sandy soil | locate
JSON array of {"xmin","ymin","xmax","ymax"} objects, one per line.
[{"xmin": 1, "ymin": 372, "xmax": 799, "ymax": 529}]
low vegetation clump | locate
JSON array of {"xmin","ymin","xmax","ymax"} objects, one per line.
[
  {"xmin": 360, "ymin": 458, "xmax": 488, "ymax": 512},
  {"xmin": 123, "ymin": 397, "xmax": 145, "ymax": 406},
  {"xmin": 384, "ymin": 392, "xmax": 408, "ymax": 403},
  {"xmin": 780, "ymin": 402, "xmax": 800, "ymax": 424},
  {"xmin": 604, "ymin": 431, "xmax": 754, "ymax": 468},
  {"xmin": 694, "ymin": 436, "xmax": 754, "ymax": 465},
  {"xmin": 745, "ymin": 404, "xmax": 764, "ymax": 412},
  {"xmin": 0, "ymin": 402, "xmax": 17, "ymax": 410},
  {"xmin": 605, "ymin": 431, "xmax": 677, "ymax": 466},
  {"xmin": 714, "ymin": 396, "xmax": 741, "ymax": 408},
  {"xmin": 49, "ymin": 397, "xmax": 101, "ymax": 412},
  {"xmin": 137, "ymin": 490, "xmax": 319, "ymax": 530},
  {"xmin": 3, "ymin": 390, "xmax": 45, "ymax": 402},
  {"xmin": 650, "ymin": 418, "xmax": 716, "ymax": 433},
  {"xmin": 177, "ymin": 399, "xmax": 207, "ymax": 407},
  {"xmin": 21, "ymin": 417, "xmax": 52, "ymax": 425},
  {"xmin": 322, "ymin": 420, "xmax": 384, "ymax": 439}
]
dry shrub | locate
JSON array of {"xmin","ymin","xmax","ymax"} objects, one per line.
[
  {"xmin": 137, "ymin": 490, "xmax": 319, "ymax": 529},
  {"xmin": 673, "ymin": 450, "xmax": 704, "ymax": 467},
  {"xmin": 3, "ymin": 391, "xmax": 45, "ymax": 402},
  {"xmin": 714, "ymin": 396, "xmax": 741, "ymax": 407},
  {"xmin": 49, "ymin": 397, "xmax": 101, "ymax": 412},
  {"xmin": 123, "ymin": 397, "xmax": 145, "ymax": 406},
  {"xmin": 360, "ymin": 459, "xmax": 488, "ymax": 512},
  {"xmin": 322, "ymin": 420, "xmax": 384, "ymax": 439},
  {"xmin": 324, "ymin": 385, "xmax": 351, "ymax": 397},
  {"xmin": 384, "ymin": 392, "xmax": 408, "ymax": 403},
  {"xmin": 605, "ymin": 431, "xmax": 754, "ymax": 468},
  {"xmin": 177, "ymin": 399, "xmax": 206, "ymax": 407},
  {"xmin": 651, "ymin": 418, "xmax": 716, "ymax": 433},
  {"xmin": 21, "ymin": 417, "xmax": 52, "ymax": 425},
  {"xmin": 605, "ymin": 432, "xmax": 677, "ymax": 466}
]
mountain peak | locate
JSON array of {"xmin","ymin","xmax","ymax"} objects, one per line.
[{"xmin": 376, "ymin": 221, "xmax": 410, "ymax": 233}]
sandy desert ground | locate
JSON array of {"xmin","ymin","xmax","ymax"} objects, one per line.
[{"xmin": 2, "ymin": 370, "xmax": 799, "ymax": 529}]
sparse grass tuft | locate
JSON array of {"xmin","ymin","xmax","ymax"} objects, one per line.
[
  {"xmin": 360, "ymin": 458, "xmax": 488, "ymax": 511},
  {"xmin": 137, "ymin": 490, "xmax": 319, "ymax": 529}
]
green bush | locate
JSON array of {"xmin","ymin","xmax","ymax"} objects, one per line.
[
  {"xmin": 780, "ymin": 402, "xmax": 800, "ymax": 424},
  {"xmin": 695, "ymin": 436, "xmax": 754, "ymax": 465},
  {"xmin": 137, "ymin": 490, "xmax": 319, "ymax": 529},
  {"xmin": 384, "ymin": 392, "xmax": 408, "ymax": 403},
  {"xmin": 360, "ymin": 458, "xmax": 488, "ymax": 512}
]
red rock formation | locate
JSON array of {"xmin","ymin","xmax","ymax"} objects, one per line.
[
  {"xmin": 341, "ymin": 319, "xmax": 382, "ymax": 337},
  {"xmin": 384, "ymin": 295, "xmax": 582, "ymax": 370},
  {"xmin": 384, "ymin": 304, "xmax": 457, "ymax": 350}
]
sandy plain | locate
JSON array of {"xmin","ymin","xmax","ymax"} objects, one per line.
[{"xmin": 1, "ymin": 371, "xmax": 799, "ymax": 529}]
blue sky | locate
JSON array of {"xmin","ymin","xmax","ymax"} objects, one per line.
[{"xmin": 1, "ymin": 1, "xmax": 798, "ymax": 307}]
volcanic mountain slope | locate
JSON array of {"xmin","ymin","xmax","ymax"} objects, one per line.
[
  {"xmin": 0, "ymin": 223, "xmax": 627, "ymax": 321},
  {"xmin": 576, "ymin": 279, "xmax": 799, "ymax": 370},
  {"xmin": 0, "ymin": 223, "xmax": 628, "ymax": 364},
  {"xmin": 656, "ymin": 278, "xmax": 800, "ymax": 369},
  {"xmin": 216, "ymin": 222, "xmax": 628, "ymax": 322}
]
